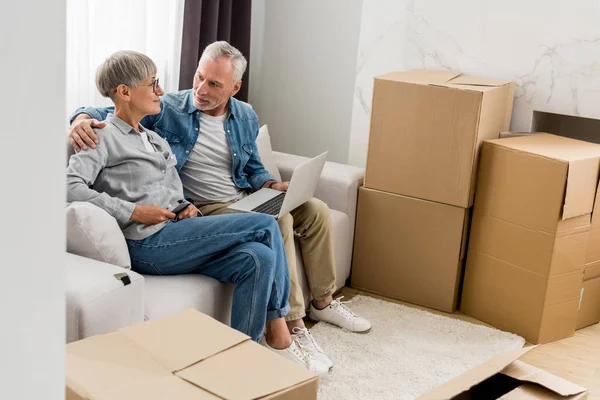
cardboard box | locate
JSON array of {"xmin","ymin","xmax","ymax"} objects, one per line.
[
  {"xmin": 577, "ymin": 277, "xmax": 600, "ymax": 330},
  {"xmin": 584, "ymin": 260, "xmax": 600, "ymax": 281},
  {"xmin": 351, "ymin": 187, "xmax": 470, "ymax": 312},
  {"xmin": 364, "ymin": 69, "xmax": 515, "ymax": 208},
  {"xmin": 585, "ymin": 184, "xmax": 600, "ymax": 266},
  {"xmin": 66, "ymin": 310, "xmax": 317, "ymax": 400},
  {"xmin": 418, "ymin": 346, "xmax": 588, "ymax": 399},
  {"xmin": 532, "ymin": 110, "xmax": 600, "ymax": 144},
  {"xmin": 461, "ymin": 134, "xmax": 600, "ymax": 344},
  {"xmin": 498, "ymin": 131, "xmax": 536, "ymax": 139},
  {"xmin": 499, "ymin": 129, "xmax": 600, "ymax": 270}
]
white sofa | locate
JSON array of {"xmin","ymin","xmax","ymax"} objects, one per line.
[{"xmin": 65, "ymin": 131, "xmax": 364, "ymax": 343}]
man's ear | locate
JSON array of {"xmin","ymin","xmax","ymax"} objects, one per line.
[
  {"xmin": 115, "ymin": 84, "xmax": 131, "ymax": 102},
  {"xmin": 230, "ymin": 80, "xmax": 242, "ymax": 97}
]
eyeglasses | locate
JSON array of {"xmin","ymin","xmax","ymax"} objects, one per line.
[{"xmin": 141, "ymin": 78, "xmax": 160, "ymax": 93}]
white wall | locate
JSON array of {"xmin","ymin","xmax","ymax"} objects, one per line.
[
  {"xmin": 249, "ymin": 0, "xmax": 363, "ymax": 163},
  {"xmin": 349, "ymin": 0, "xmax": 600, "ymax": 166},
  {"xmin": 0, "ymin": 2, "xmax": 65, "ymax": 399}
]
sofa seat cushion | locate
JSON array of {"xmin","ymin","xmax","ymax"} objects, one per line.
[{"xmin": 65, "ymin": 253, "xmax": 144, "ymax": 343}]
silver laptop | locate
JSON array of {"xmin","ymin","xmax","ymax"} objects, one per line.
[{"xmin": 228, "ymin": 151, "xmax": 328, "ymax": 219}]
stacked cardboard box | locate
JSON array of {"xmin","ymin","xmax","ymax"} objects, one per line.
[
  {"xmin": 532, "ymin": 110, "xmax": 600, "ymax": 330},
  {"xmin": 577, "ymin": 186, "xmax": 600, "ymax": 330},
  {"xmin": 578, "ymin": 263, "xmax": 600, "ymax": 330},
  {"xmin": 351, "ymin": 70, "xmax": 515, "ymax": 312},
  {"xmin": 460, "ymin": 134, "xmax": 600, "ymax": 343}
]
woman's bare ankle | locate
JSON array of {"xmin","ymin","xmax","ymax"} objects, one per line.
[
  {"xmin": 265, "ymin": 318, "xmax": 293, "ymax": 349},
  {"xmin": 286, "ymin": 318, "xmax": 306, "ymax": 332},
  {"xmin": 266, "ymin": 334, "xmax": 292, "ymax": 350}
]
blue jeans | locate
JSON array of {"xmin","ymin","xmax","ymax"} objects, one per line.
[{"xmin": 126, "ymin": 213, "xmax": 290, "ymax": 342}]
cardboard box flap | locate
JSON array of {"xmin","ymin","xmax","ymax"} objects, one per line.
[
  {"xmin": 66, "ymin": 352, "xmax": 170, "ymax": 399},
  {"xmin": 502, "ymin": 360, "xmax": 588, "ymax": 397},
  {"xmin": 92, "ymin": 376, "xmax": 220, "ymax": 400},
  {"xmin": 449, "ymin": 75, "xmax": 512, "ymax": 87},
  {"xmin": 66, "ymin": 331, "xmax": 171, "ymax": 396},
  {"xmin": 120, "ymin": 309, "xmax": 249, "ymax": 373},
  {"xmin": 499, "ymin": 384, "xmax": 587, "ymax": 400},
  {"xmin": 177, "ymin": 340, "xmax": 315, "ymax": 400},
  {"xmin": 431, "ymin": 75, "xmax": 513, "ymax": 92},
  {"xmin": 490, "ymin": 134, "xmax": 600, "ymax": 162},
  {"xmin": 418, "ymin": 347, "xmax": 536, "ymax": 399},
  {"xmin": 488, "ymin": 133, "xmax": 600, "ymax": 220},
  {"xmin": 377, "ymin": 69, "xmax": 460, "ymax": 85},
  {"xmin": 563, "ymin": 157, "xmax": 600, "ymax": 220}
]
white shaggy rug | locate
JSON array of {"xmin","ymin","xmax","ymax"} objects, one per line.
[{"xmin": 311, "ymin": 295, "xmax": 525, "ymax": 400}]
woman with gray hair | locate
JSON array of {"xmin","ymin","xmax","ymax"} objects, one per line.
[{"xmin": 66, "ymin": 50, "xmax": 329, "ymax": 374}]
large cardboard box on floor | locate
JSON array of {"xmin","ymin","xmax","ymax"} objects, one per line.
[
  {"xmin": 66, "ymin": 309, "xmax": 317, "ymax": 400},
  {"xmin": 351, "ymin": 187, "xmax": 470, "ymax": 312},
  {"xmin": 419, "ymin": 346, "xmax": 588, "ymax": 399},
  {"xmin": 461, "ymin": 134, "xmax": 600, "ymax": 344},
  {"xmin": 364, "ymin": 69, "xmax": 515, "ymax": 208}
]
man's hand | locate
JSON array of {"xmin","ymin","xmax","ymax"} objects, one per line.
[
  {"xmin": 177, "ymin": 204, "xmax": 200, "ymax": 221},
  {"xmin": 270, "ymin": 181, "xmax": 289, "ymax": 191},
  {"xmin": 69, "ymin": 115, "xmax": 106, "ymax": 152},
  {"xmin": 130, "ymin": 205, "xmax": 176, "ymax": 225}
]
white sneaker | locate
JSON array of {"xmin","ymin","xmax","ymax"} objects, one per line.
[
  {"xmin": 291, "ymin": 327, "xmax": 333, "ymax": 370},
  {"xmin": 259, "ymin": 335, "xmax": 330, "ymax": 375},
  {"xmin": 309, "ymin": 296, "xmax": 372, "ymax": 333}
]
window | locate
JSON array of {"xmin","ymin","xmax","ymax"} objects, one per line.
[{"xmin": 66, "ymin": 0, "xmax": 184, "ymax": 118}]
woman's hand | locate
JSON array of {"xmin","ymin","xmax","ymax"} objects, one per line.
[
  {"xmin": 130, "ymin": 205, "xmax": 176, "ymax": 225},
  {"xmin": 177, "ymin": 205, "xmax": 200, "ymax": 221}
]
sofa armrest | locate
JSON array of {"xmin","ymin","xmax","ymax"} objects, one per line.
[
  {"xmin": 274, "ymin": 151, "xmax": 364, "ymax": 229},
  {"xmin": 65, "ymin": 253, "xmax": 145, "ymax": 342}
]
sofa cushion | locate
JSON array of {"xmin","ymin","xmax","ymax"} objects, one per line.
[
  {"xmin": 256, "ymin": 124, "xmax": 282, "ymax": 182},
  {"xmin": 66, "ymin": 202, "xmax": 131, "ymax": 268}
]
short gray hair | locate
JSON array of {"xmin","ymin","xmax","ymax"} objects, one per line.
[
  {"xmin": 200, "ymin": 41, "xmax": 247, "ymax": 82},
  {"xmin": 96, "ymin": 50, "xmax": 157, "ymax": 99}
]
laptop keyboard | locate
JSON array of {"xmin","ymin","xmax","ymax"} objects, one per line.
[{"xmin": 251, "ymin": 193, "xmax": 286, "ymax": 216}]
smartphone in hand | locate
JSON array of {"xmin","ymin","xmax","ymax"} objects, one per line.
[{"xmin": 170, "ymin": 200, "xmax": 192, "ymax": 222}]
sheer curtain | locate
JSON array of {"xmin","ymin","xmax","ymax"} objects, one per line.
[{"xmin": 66, "ymin": 0, "xmax": 185, "ymax": 118}]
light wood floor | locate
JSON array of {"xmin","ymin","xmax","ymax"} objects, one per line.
[{"xmin": 336, "ymin": 287, "xmax": 600, "ymax": 400}]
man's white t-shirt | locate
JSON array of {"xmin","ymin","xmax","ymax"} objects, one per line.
[{"xmin": 179, "ymin": 112, "xmax": 245, "ymax": 202}]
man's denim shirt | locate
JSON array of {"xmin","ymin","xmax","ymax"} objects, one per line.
[{"xmin": 71, "ymin": 90, "xmax": 276, "ymax": 193}]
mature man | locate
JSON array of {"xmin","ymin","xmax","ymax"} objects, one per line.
[{"xmin": 69, "ymin": 41, "xmax": 371, "ymax": 368}]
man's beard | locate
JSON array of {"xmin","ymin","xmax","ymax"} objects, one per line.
[{"xmin": 194, "ymin": 95, "xmax": 228, "ymax": 112}]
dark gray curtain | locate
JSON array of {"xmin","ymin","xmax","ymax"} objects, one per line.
[{"xmin": 179, "ymin": 0, "xmax": 252, "ymax": 102}]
